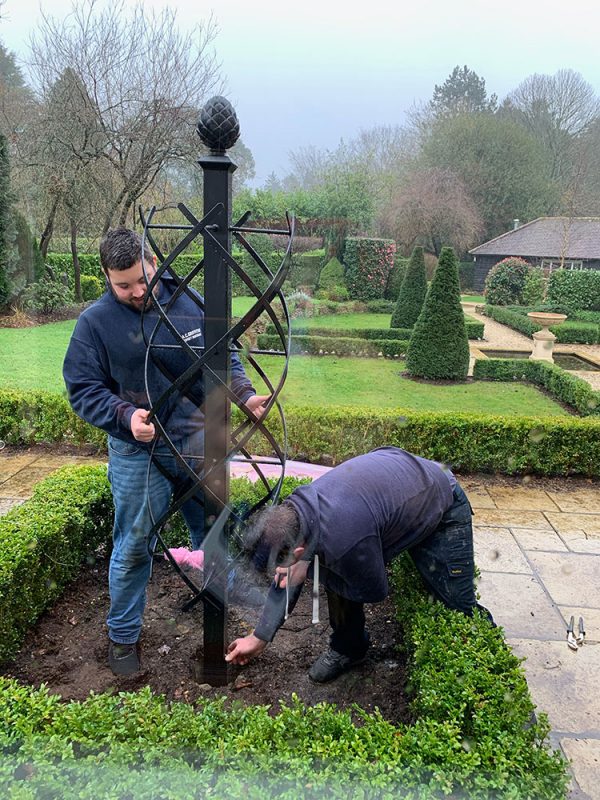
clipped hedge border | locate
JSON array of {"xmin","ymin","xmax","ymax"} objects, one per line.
[
  {"xmin": 0, "ymin": 468, "xmax": 567, "ymax": 799},
  {"xmin": 483, "ymin": 305, "xmax": 599, "ymax": 344},
  {"xmin": 268, "ymin": 318, "xmax": 485, "ymax": 341},
  {"xmin": 474, "ymin": 358, "xmax": 600, "ymax": 417},
  {"xmin": 257, "ymin": 333, "xmax": 410, "ymax": 357},
  {"xmin": 0, "ymin": 466, "xmax": 113, "ymax": 663},
  {"xmin": 0, "ymin": 469, "xmax": 306, "ymax": 665},
  {"xmin": 2, "ymin": 389, "xmax": 600, "ymax": 476}
]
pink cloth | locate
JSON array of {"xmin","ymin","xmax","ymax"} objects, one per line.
[{"xmin": 165, "ymin": 547, "xmax": 204, "ymax": 570}]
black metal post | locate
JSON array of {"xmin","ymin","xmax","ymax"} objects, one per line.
[{"xmin": 198, "ymin": 153, "xmax": 237, "ymax": 686}]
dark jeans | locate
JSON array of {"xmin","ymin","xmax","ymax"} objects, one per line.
[{"xmin": 329, "ymin": 484, "xmax": 486, "ymax": 659}]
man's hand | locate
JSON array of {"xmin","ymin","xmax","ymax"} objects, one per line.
[
  {"xmin": 225, "ymin": 634, "xmax": 267, "ymax": 666},
  {"xmin": 244, "ymin": 394, "xmax": 271, "ymax": 420},
  {"xmin": 130, "ymin": 408, "xmax": 156, "ymax": 442},
  {"xmin": 275, "ymin": 559, "xmax": 309, "ymax": 590}
]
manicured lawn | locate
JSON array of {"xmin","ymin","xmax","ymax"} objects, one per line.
[
  {"xmin": 251, "ymin": 356, "xmax": 569, "ymax": 416},
  {"xmin": 0, "ymin": 317, "xmax": 569, "ymax": 416},
  {"xmin": 461, "ymin": 294, "xmax": 485, "ymax": 303},
  {"xmin": 0, "ymin": 321, "xmax": 75, "ymax": 394}
]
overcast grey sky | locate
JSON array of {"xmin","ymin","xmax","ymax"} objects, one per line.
[{"xmin": 2, "ymin": 0, "xmax": 600, "ymax": 186}]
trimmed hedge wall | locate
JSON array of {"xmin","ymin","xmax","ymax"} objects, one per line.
[
  {"xmin": 0, "ymin": 468, "xmax": 567, "ymax": 798},
  {"xmin": 2, "ymin": 389, "xmax": 600, "ymax": 475},
  {"xmin": 483, "ymin": 305, "xmax": 599, "ymax": 344},
  {"xmin": 267, "ymin": 318, "xmax": 485, "ymax": 341},
  {"xmin": 0, "ymin": 466, "xmax": 113, "ymax": 663},
  {"xmin": 547, "ymin": 268, "xmax": 600, "ymax": 311},
  {"xmin": 257, "ymin": 333, "xmax": 410, "ymax": 357},
  {"xmin": 474, "ymin": 358, "xmax": 599, "ymax": 416}
]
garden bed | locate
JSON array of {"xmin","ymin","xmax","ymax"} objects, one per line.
[{"xmin": 1, "ymin": 554, "xmax": 410, "ymax": 725}]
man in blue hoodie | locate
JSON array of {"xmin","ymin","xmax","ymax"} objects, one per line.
[
  {"xmin": 226, "ymin": 447, "xmax": 492, "ymax": 682},
  {"xmin": 63, "ymin": 227, "xmax": 268, "ymax": 676}
]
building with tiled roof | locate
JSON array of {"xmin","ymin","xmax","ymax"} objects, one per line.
[{"xmin": 469, "ymin": 217, "xmax": 600, "ymax": 290}]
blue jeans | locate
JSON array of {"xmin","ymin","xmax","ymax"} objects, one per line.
[{"xmin": 106, "ymin": 436, "xmax": 205, "ymax": 644}]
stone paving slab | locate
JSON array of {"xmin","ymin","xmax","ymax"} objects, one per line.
[
  {"xmin": 456, "ymin": 480, "xmax": 497, "ymax": 508},
  {"xmin": 0, "ymin": 467, "xmax": 60, "ymax": 497},
  {"xmin": 507, "ymin": 638, "xmax": 600, "ymax": 734},
  {"xmin": 526, "ymin": 552, "xmax": 600, "ymax": 607},
  {"xmin": 0, "ymin": 454, "xmax": 41, "ymax": 482},
  {"xmin": 560, "ymin": 533, "xmax": 600, "ymax": 555},
  {"xmin": 559, "ymin": 738, "xmax": 600, "ymax": 799},
  {"xmin": 477, "ymin": 571, "xmax": 565, "ymax": 640},
  {"xmin": 486, "ymin": 487, "xmax": 561, "ymax": 511},
  {"xmin": 473, "ymin": 508, "xmax": 554, "ymax": 529},
  {"xmin": 545, "ymin": 512, "xmax": 600, "ymax": 539},
  {"xmin": 473, "ymin": 527, "xmax": 533, "ymax": 573},
  {"xmin": 547, "ymin": 491, "xmax": 600, "ymax": 515},
  {"xmin": 512, "ymin": 527, "xmax": 570, "ymax": 552}
]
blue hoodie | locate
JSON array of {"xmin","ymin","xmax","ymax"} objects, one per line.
[{"xmin": 63, "ymin": 276, "xmax": 255, "ymax": 451}]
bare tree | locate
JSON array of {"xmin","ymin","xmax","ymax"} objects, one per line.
[
  {"xmin": 379, "ymin": 167, "xmax": 483, "ymax": 256},
  {"xmin": 505, "ymin": 69, "xmax": 600, "ymax": 183},
  {"xmin": 28, "ymin": 0, "xmax": 223, "ymax": 239}
]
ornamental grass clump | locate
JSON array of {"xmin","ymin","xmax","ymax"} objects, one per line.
[
  {"xmin": 406, "ymin": 246, "xmax": 469, "ymax": 380},
  {"xmin": 391, "ymin": 246, "xmax": 427, "ymax": 329}
]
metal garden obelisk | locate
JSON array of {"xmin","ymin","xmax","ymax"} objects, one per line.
[{"xmin": 196, "ymin": 97, "xmax": 240, "ymax": 686}]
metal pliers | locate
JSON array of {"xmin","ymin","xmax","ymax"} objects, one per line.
[{"xmin": 566, "ymin": 616, "xmax": 585, "ymax": 651}]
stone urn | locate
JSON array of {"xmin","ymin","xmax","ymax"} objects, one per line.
[{"xmin": 527, "ymin": 312, "xmax": 567, "ymax": 363}]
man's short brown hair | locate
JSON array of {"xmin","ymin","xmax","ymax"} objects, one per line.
[{"xmin": 100, "ymin": 227, "xmax": 154, "ymax": 272}]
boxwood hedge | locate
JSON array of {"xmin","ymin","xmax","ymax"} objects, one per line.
[
  {"xmin": 2, "ymin": 389, "xmax": 600, "ymax": 476},
  {"xmin": 0, "ymin": 467, "xmax": 568, "ymax": 799},
  {"xmin": 257, "ymin": 333, "xmax": 410, "ymax": 358},
  {"xmin": 473, "ymin": 358, "xmax": 599, "ymax": 417},
  {"xmin": 267, "ymin": 319, "xmax": 485, "ymax": 340}
]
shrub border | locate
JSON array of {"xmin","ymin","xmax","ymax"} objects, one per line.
[
  {"xmin": 1, "ymin": 389, "xmax": 600, "ymax": 476},
  {"xmin": 0, "ymin": 467, "xmax": 568, "ymax": 798}
]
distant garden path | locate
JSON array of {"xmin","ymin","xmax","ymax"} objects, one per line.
[{"xmin": 464, "ymin": 303, "xmax": 600, "ymax": 390}]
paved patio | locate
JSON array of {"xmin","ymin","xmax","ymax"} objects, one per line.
[{"xmin": 0, "ymin": 446, "xmax": 598, "ymax": 797}]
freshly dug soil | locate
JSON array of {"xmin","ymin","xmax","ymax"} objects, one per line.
[{"xmin": 2, "ymin": 554, "xmax": 411, "ymax": 727}]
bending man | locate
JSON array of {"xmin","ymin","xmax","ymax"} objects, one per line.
[{"xmin": 226, "ymin": 446, "xmax": 492, "ymax": 682}]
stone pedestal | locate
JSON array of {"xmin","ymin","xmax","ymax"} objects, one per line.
[{"xmin": 527, "ymin": 312, "xmax": 567, "ymax": 364}]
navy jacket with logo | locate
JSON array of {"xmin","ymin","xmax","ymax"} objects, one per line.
[{"xmin": 62, "ymin": 277, "xmax": 255, "ymax": 450}]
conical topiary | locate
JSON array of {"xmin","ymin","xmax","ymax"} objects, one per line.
[
  {"xmin": 406, "ymin": 246, "xmax": 469, "ymax": 380},
  {"xmin": 390, "ymin": 246, "xmax": 427, "ymax": 329}
]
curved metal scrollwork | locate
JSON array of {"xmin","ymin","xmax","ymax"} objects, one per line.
[{"xmin": 137, "ymin": 201, "xmax": 293, "ymax": 607}]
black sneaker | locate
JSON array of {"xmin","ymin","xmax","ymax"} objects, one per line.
[
  {"xmin": 108, "ymin": 641, "xmax": 140, "ymax": 676},
  {"xmin": 308, "ymin": 648, "xmax": 367, "ymax": 683}
]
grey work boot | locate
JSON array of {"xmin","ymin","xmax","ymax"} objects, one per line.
[
  {"xmin": 108, "ymin": 641, "xmax": 140, "ymax": 676},
  {"xmin": 308, "ymin": 648, "xmax": 366, "ymax": 683}
]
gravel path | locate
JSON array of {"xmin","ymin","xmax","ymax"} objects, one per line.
[{"xmin": 464, "ymin": 303, "xmax": 600, "ymax": 390}]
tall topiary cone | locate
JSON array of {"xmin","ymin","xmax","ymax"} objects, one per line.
[
  {"xmin": 406, "ymin": 246, "xmax": 469, "ymax": 380},
  {"xmin": 390, "ymin": 245, "xmax": 427, "ymax": 328}
]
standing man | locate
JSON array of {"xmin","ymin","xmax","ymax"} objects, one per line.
[
  {"xmin": 226, "ymin": 446, "xmax": 493, "ymax": 682},
  {"xmin": 63, "ymin": 227, "xmax": 268, "ymax": 676}
]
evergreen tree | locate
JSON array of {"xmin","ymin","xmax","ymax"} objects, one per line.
[
  {"xmin": 431, "ymin": 65, "xmax": 497, "ymax": 116},
  {"xmin": 406, "ymin": 247, "xmax": 469, "ymax": 380},
  {"xmin": 390, "ymin": 246, "xmax": 427, "ymax": 328}
]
